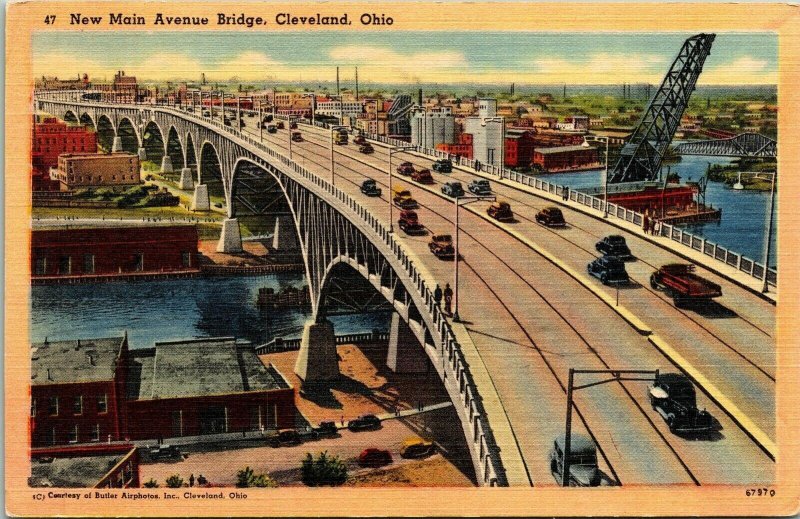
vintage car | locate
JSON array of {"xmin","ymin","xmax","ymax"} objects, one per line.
[
  {"xmin": 263, "ymin": 114, "xmax": 274, "ymax": 123},
  {"xmin": 266, "ymin": 124, "xmax": 278, "ymax": 134},
  {"xmin": 441, "ymin": 181, "xmax": 465, "ymax": 198},
  {"xmin": 147, "ymin": 444, "xmax": 182, "ymax": 460},
  {"xmin": 432, "ymin": 159, "xmax": 453, "ymax": 173},
  {"xmin": 648, "ymin": 373, "xmax": 714, "ymax": 434},
  {"xmin": 275, "ymin": 121, "xmax": 285, "ymax": 129},
  {"xmin": 595, "ymin": 235, "xmax": 634, "ymax": 261},
  {"xmin": 650, "ymin": 263, "xmax": 722, "ymax": 308},
  {"xmin": 428, "ymin": 234, "xmax": 455, "ymax": 260},
  {"xmin": 398, "ymin": 210, "xmax": 426, "ymax": 235},
  {"xmin": 291, "ymin": 131, "xmax": 304, "ymax": 142},
  {"xmin": 359, "ymin": 143, "xmax": 375, "ymax": 154},
  {"xmin": 348, "ymin": 414, "xmax": 381, "ymax": 432},
  {"xmin": 312, "ymin": 421, "xmax": 339, "ymax": 438},
  {"xmin": 468, "ymin": 179, "xmax": 492, "ymax": 196},
  {"xmin": 399, "ymin": 437, "xmax": 436, "ymax": 459},
  {"xmin": 333, "ymin": 130, "xmax": 348, "ymax": 145},
  {"xmin": 411, "ymin": 168, "xmax": 434, "ymax": 184},
  {"xmin": 392, "ymin": 188, "xmax": 419, "ymax": 209},
  {"xmin": 536, "ymin": 206, "xmax": 566, "ymax": 227},
  {"xmin": 396, "ymin": 162, "xmax": 415, "ymax": 176},
  {"xmin": 549, "ymin": 434, "xmax": 601, "ymax": 487},
  {"xmin": 358, "ymin": 448, "xmax": 393, "ymax": 467},
  {"xmin": 487, "ymin": 200, "xmax": 513, "ymax": 222},
  {"xmin": 587, "ymin": 256, "xmax": 630, "ymax": 285},
  {"xmin": 360, "ymin": 179, "xmax": 382, "ymax": 197},
  {"xmin": 353, "ymin": 134, "xmax": 367, "ymax": 145},
  {"xmin": 268, "ymin": 429, "xmax": 302, "ymax": 448},
  {"xmin": 289, "ymin": 121, "xmax": 298, "ymax": 129}
]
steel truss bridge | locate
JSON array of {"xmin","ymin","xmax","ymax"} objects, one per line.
[{"xmin": 674, "ymin": 132, "xmax": 777, "ymax": 158}]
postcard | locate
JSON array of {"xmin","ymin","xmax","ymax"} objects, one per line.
[{"xmin": 5, "ymin": 1, "xmax": 799, "ymax": 516}]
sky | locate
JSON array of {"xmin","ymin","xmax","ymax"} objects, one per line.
[{"xmin": 32, "ymin": 32, "xmax": 777, "ymax": 85}]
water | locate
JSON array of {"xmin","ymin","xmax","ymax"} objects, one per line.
[
  {"xmin": 537, "ymin": 153, "xmax": 777, "ymax": 268},
  {"xmin": 30, "ymin": 275, "xmax": 391, "ymax": 349}
]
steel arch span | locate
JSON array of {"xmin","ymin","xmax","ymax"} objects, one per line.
[{"xmin": 34, "ymin": 92, "xmax": 519, "ymax": 487}]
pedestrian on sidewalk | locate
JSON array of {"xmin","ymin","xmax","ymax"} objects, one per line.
[
  {"xmin": 562, "ymin": 186, "xmax": 569, "ymax": 201},
  {"xmin": 443, "ymin": 283, "xmax": 453, "ymax": 316},
  {"xmin": 643, "ymin": 215, "xmax": 650, "ymax": 235},
  {"xmin": 433, "ymin": 284, "xmax": 443, "ymax": 307},
  {"xmin": 189, "ymin": 474, "xmax": 195, "ymax": 487}
]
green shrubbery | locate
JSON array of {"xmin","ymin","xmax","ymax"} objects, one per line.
[
  {"xmin": 236, "ymin": 466, "xmax": 278, "ymax": 488},
  {"xmin": 300, "ymin": 451, "xmax": 347, "ymax": 487}
]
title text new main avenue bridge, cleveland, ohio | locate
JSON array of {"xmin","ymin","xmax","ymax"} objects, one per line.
[{"xmin": 36, "ymin": 87, "xmax": 777, "ymax": 488}]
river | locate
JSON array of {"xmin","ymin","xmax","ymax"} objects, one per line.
[
  {"xmin": 30, "ymin": 275, "xmax": 392, "ymax": 349},
  {"xmin": 538, "ymin": 152, "xmax": 777, "ymax": 268}
]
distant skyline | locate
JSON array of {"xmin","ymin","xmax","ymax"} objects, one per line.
[{"xmin": 33, "ymin": 32, "xmax": 777, "ymax": 86}]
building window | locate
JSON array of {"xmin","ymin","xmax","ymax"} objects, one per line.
[
  {"xmin": 34, "ymin": 257, "xmax": 47, "ymax": 276},
  {"xmin": 48, "ymin": 396, "xmax": 59, "ymax": 416},
  {"xmin": 73, "ymin": 396, "xmax": 83, "ymax": 415},
  {"xmin": 83, "ymin": 254, "xmax": 95, "ymax": 274},
  {"xmin": 97, "ymin": 394, "xmax": 108, "ymax": 414},
  {"xmin": 67, "ymin": 425, "xmax": 78, "ymax": 443},
  {"xmin": 134, "ymin": 254, "xmax": 144, "ymax": 272},
  {"xmin": 31, "ymin": 398, "xmax": 37, "ymax": 417},
  {"xmin": 91, "ymin": 424, "xmax": 100, "ymax": 442},
  {"xmin": 58, "ymin": 256, "xmax": 71, "ymax": 275},
  {"xmin": 181, "ymin": 252, "xmax": 191, "ymax": 268}
]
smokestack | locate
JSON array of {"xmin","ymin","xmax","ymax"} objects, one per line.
[
  {"xmin": 336, "ymin": 66, "xmax": 340, "ymax": 96},
  {"xmin": 418, "ymin": 88, "xmax": 422, "ymax": 106},
  {"xmin": 355, "ymin": 67, "xmax": 359, "ymax": 101},
  {"xmin": 47, "ymin": 368, "xmax": 52, "ymax": 381}
]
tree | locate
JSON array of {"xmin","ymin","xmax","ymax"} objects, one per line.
[
  {"xmin": 236, "ymin": 466, "xmax": 278, "ymax": 488},
  {"xmin": 300, "ymin": 451, "xmax": 348, "ymax": 487},
  {"xmin": 143, "ymin": 478, "xmax": 159, "ymax": 488},
  {"xmin": 165, "ymin": 475, "xmax": 184, "ymax": 488}
]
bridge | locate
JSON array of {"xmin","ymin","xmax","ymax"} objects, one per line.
[
  {"xmin": 674, "ymin": 132, "xmax": 777, "ymax": 158},
  {"xmin": 36, "ymin": 91, "xmax": 776, "ymax": 488}
]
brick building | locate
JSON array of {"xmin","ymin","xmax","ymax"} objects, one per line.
[
  {"xmin": 504, "ymin": 129, "xmax": 537, "ymax": 168},
  {"xmin": 31, "ymin": 225, "xmax": 199, "ymax": 280},
  {"xmin": 30, "ymin": 336, "xmax": 130, "ymax": 447},
  {"xmin": 32, "ymin": 117, "xmax": 98, "ymax": 191},
  {"xmin": 30, "ymin": 336, "xmax": 295, "ymax": 448},
  {"xmin": 30, "ymin": 444, "xmax": 140, "ymax": 488},
  {"xmin": 435, "ymin": 133, "xmax": 473, "ymax": 159},
  {"xmin": 54, "ymin": 152, "xmax": 140, "ymax": 191},
  {"xmin": 606, "ymin": 185, "xmax": 696, "ymax": 214},
  {"xmin": 533, "ymin": 145, "xmax": 600, "ymax": 172}
]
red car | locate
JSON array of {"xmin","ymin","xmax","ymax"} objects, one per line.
[
  {"xmin": 411, "ymin": 168, "xmax": 434, "ymax": 184},
  {"xmin": 358, "ymin": 448, "xmax": 393, "ymax": 468},
  {"xmin": 276, "ymin": 121, "xmax": 285, "ymax": 129},
  {"xmin": 290, "ymin": 121, "xmax": 298, "ymax": 129},
  {"xmin": 396, "ymin": 162, "xmax": 415, "ymax": 176}
]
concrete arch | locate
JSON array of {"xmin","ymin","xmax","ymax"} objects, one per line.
[
  {"xmin": 63, "ymin": 110, "xmax": 79, "ymax": 124},
  {"xmin": 165, "ymin": 126, "xmax": 185, "ymax": 171},
  {"xmin": 79, "ymin": 112, "xmax": 96, "ymax": 131},
  {"xmin": 199, "ymin": 140, "xmax": 226, "ymax": 207},
  {"xmin": 141, "ymin": 120, "xmax": 166, "ymax": 164},
  {"xmin": 185, "ymin": 132, "xmax": 198, "ymax": 177},
  {"xmin": 95, "ymin": 115, "xmax": 116, "ymax": 152},
  {"xmin": 116, "ymin": 117, "xmax": 140, "ymax": 153}
]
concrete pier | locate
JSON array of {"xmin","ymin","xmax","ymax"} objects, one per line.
[
  {"xmin": 178, "ymin": 168, "xmax": 194, "ymax": 190},
  {"xmin": 217, "ymin": 218, "xmax": 243, "ymax": 253},
  {"xmin": 112, "ymin": 137, "xmax": 123, "ymax": 153},
  {"xmin": 160, "ymin": 155, "xmax": 173, "ymax": 174},
  {"xmin": 191, "ymin": 184, "xmax": 210, "ymax": 211},
  {"xmin": 137, "ymin": 147, "xmax": 147, "ymax": 161},
  {"xmin": 272, "ymin": 216, "xmax": 298, "ymax": 252},
  {"xmin": 386, "ymin": 312, "xmax": 427, "ymax": 373},
  {"xmin": 294, "ymin": 319, "xmax": 339, "ymax": 386}
]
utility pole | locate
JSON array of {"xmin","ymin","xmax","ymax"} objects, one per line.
[
  {"xmin": 336, "ymin": 66, "xmax": 340, "ymax": 96},
  {"xmin": 355, "ymin": 66, "xmax": 359, "ymax": 101}
]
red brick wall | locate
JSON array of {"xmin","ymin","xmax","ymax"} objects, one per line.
[
  {"xmin": 533, "ymin": 148, "xmax": 598, "ymax": 171},
  {"xmin": 31, "ymin": 226, "xmax": 199, "ymax": 278},
  {"xmin": 126, "ymin": 389, "xmax": 295, "ymax": 441},
  {"xmin": 607, "ymin": 186, "xmax": 695, "ymax": 213},
  {"xmin": 33, "ymin": 120, "xmax": 98, "ymax": 173}
]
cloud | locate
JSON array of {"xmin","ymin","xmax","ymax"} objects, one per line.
[
  {"xmin": 533, "ymin": 53, "xmax": 667, "ymax": 83},
  {"xmin": 125, "ymin": 53, "xmax": 204, "ymax": 81},
  {"xmin": 702, "ymin": 56, "xmax": 776, "ymax": 84},
  {"xmin": 327, "ymin": 45, "xmax": 468, "ymax": 82}
]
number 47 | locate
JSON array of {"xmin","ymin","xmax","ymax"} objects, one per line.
[{"xmin": 43, "ymin": 15, "xmax": 56, "ymax": 24}]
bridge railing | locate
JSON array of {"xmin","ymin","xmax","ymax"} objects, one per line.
[{"xmin": 35, "ymin": 92, "xmax": 509, "ymax": 487}]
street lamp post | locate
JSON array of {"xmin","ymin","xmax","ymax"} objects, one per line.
[
  {"xmin": 562, "ymin": 368, "xmax": 659, "ymax": 487},
  {"xmin": 762, "ymin": 171, "xmax": 776, "ymax": 293},
  {"xmin": 388, "ymin": 146, "xmax": 417, "ymax": 233},
  {"xmin": 330, "ymin": 125, "xmax": 348, "ymax": 185},
  {"xmin": 288, "ymin": 117, "xmax": 294, "ymax": 161},
  {"xmin": 583, "ymin": 136, "xmax": 610, "ymax": 217},
  {"xmin": 452, "ymin": 194, "xmax": 495, "ymax": 322},
  {"xmin": 302, "ymin": 93, "xmax": 316, "ymax": 126}
]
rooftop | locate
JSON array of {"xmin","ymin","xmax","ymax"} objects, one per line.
[
  {"xmin": 59, "ymin": 152, "xmax": 136, "ymax": 160},
  {"xmin": 31, "ymin": 337, "xmax": 125, "ymax": 385},
  {"xmin": 535, "ymin": 145, "xmax": 595, "ymax": 154},
  {"xmin": 30, "ymin": 453, "xmax": 126, "ymax": 487},
  {"xmin": 127, "ymin": 337, "xmax": 290, "ymax": 401}
]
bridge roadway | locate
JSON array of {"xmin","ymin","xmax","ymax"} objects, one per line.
[{"xmin": 231, "ymin": 116, "xmax": 774, "ymax": 485}]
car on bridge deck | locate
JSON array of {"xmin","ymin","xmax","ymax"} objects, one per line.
[
  {"xmin": 397, "ymin": 162, "xmax": 415, "ymax": 176},
  {"xmin": 393, "ymin": 188, "xmax": 419, "ymax": 209},
  {"xmin": 432, "ymin": 159, "xmax": 453, "ymax": 173},
  {"xmin": 648, "ymin": 373, "xmax": 713, "ymax": 434},
  {"xmin": 411, "ymin": 168, "xmax": 434, "ymax": 184},
  {"xmin": 358, "ymin": 448, "xmax": 393, "ymax": 468},
  {"xmin": 291, "ymin": 131, "xmax": 304, "ymax": 142},
  {"xmin": 359, "ymin": 143, "xmax": 375, "ymax": 154},
  {"xmin": 266, "ymin": 124, "xmax": 278, "ymax": 133},
  {"xmin": 290, "ymin": 121, "xmax": 298, "ymax": 129},
  {"xmin": 535, "ymin": 206, "xmax": 566, "ymax": 227},
  {"xmin": 348, "ymin": 414, "xmax": 382, "ymax": 432},
  {"xmin": 549, "ymin": 434, "xmax": 601, "ymax": 487},
  {"xmin": 587, "ymin": 256, "xmax": 629, "ymax": 285},
  {"xmin": 354, "ymin": 134, "xmax": 367, "ymax": 145},
  {"xmin": 596, "ymin": 235, "xmax": 634, "ymax": 261},
  {"xmin": 360, "ymin": 179, "xmax": 382, "ymax": 197},
  {"xmin": 468, "ymin": 179, "xmax": 492, "ymax": 196},
  {"xmin": 429, "ymin": 234, "xmax": 455, "ymax": 260},
  {"xmin": 263, "ymin": 114, "xmax": 274, "ymax": 123},
  {"xmin": 441, "ymin": 181, "xmax": 465, "ymax": 198},
  {"xmin": 276, "ymin": 121, "xmax": 285, "ymax": 129},
  {"xmin": 650, "ymin": 263, "xmax": 722, "ymax": 308},
  {"xmin": 398, "ymin": 210, "xmax": 426, "ymax": 235},
  {"xmin": 487, "ymin": 201, "xmax": 513, "ymax": 222}
]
